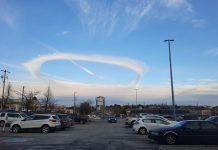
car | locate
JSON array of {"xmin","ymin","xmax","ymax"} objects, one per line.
[
  {"xmin": 0, "ymin": 112, "xmax": 28, "ymax": 127},
  {"xmin": 108, "ymin": 116, "xmax": 117, "ymax": 123},
  {"xmin": 10, "ymin": 114, "xmax": 61, "ymax": 133},
  {"xmin": 57, "ymin": 114, "xmax": 72, "ymax": 129},
  {"xmin": 133, "ymin": 118, "xmax": 175, "ymax": 135},
  {"xmin": 205, "ymin": 116, "xmax": 218, "ymax": 125},
  {"xmin": 69, "ymin": 114, "xmax": 88, "ymax": 124},
  {"xmin": 148, "ymin": 120, "xmax": 218, "ymax": 145}
]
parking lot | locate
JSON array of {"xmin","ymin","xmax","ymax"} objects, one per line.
[{"xmin": 0, "ymin": 119, "xmax": 218, "ymax": 150}]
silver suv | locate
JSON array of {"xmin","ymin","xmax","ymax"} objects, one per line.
[
  {"xmin": 10, "ymin": 114, "xmax": 61, "ymax": 133},
  {"xmin": 0, "ymin": 112, "xmax": 28, "ymax": 127}
]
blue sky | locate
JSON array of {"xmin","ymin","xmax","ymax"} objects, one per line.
[{"xmin": 0, "ymin": 0, "xmax": 218, "ymax": 106}]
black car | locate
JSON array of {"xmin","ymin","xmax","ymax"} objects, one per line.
[
  {"xmin": 205, "ymin": 116, "xmax": 218, "ymax": 125},
  {"xmin": 108, "ymin": 116, "xmax": 117, "ymax": 123},
  {"xmin": 148, "ymin": 120, "xmax": 218, "ymax": 145},
  {"xmin": 69, "ymin": 114, "xmax": 88, "ymax": 124}
]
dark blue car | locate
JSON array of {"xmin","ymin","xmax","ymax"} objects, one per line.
[
  {"xmin": 108, "ymin": 116, "xmax": 117, "ymax": 123},
  {"xmin": 148, "ymin": 120, "xmax": 218, "ymax": 145}
]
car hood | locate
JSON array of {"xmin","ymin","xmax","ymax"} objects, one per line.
[{"xmin": 149, "ymin": 126, "xmax": 177, "ymax": 133}]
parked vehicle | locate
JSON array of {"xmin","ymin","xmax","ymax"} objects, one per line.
[
  {"xmin": 108, "ymin": 116, "xmax": 117, "ymax": 123},
  {"xmin": 205, "ymin": 116, "xmax": 218, "ymax": 125},
  {"xmin": 10, "ymin": 114, "xmax": 61, "ymax": 133},
  {"xmin": 133, "ymin": 118, "xmax": 175, "ymax": 135},
  {"xmin": 0, "ymin": 112, "xmax": 28, "ymax": 127},
  {"xmin": 69, "ymin": 114, "xmax": 88, "ymax": 124},
  {"xmin": 148, "ymin": 120, "xmax": 218, "ymax": 145},
  {"xmin": 57, "ymin": 114, "xmax": 72, "ymax": 129},
  {"xmin": 125, "ymin": 116, "xmax": 138, "ymax": 126}
]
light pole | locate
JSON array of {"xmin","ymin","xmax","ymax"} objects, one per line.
[
  {"xmin": 73, "ymin": 92, "xmax": 77, "ymax": 114},
  {"xmin": 164, "ymin": 39, "xmax": 176, "ymax": 121},
  {"xmin": 1, "ymin": 69, "xmax": 10, "ymax": 110},
  {"xmin": 135, "ymin": 89, "xmax": 138, "ymax": 109}
]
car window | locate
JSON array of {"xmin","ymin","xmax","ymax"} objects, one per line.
[
  {"xmin": 33, "ymin": 115, "xmax": 50, "ymax": 120},
  {"xmin": 155, "ymin": 119, "xmax": 169, "ymax": 125},
  {"xmin": 142, "ymin": 119, "xmax": 155, "ymax": 123},
  {"xmin": 7, "ymin": 113, "xmax": 20, "ymax": 118},
  {"xmin": 53, "ymin": 115, "xmax": 59, "ymax": 119},
  {"xmin": 183, "ymin": 122, "xmax": 200, "ymax": 130},
  {"xmin": 201, "ymin": 122, "xmax": 218, "ymax": 130},
  {"xmin": 0, "ymin": 113, "xmax": 5, "ymax": 117}
]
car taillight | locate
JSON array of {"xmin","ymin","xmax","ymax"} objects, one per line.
[{"xmin": 49, "ymin": 119, "xmax": 57, "ymax": 122}]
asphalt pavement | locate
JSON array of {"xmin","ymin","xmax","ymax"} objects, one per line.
[{"xmin": 0, "ymin": 119, "xmax": 218, "ymax": 150}]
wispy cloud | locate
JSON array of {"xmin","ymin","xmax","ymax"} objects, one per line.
[
  {"xmin": 0, "ymin": 0, "xmax": 17, "ymax": 28},
  {"xmin": 23, "ymin": 52, "xmax": 148, "ymax": 87},
  {"xmin": 205, "ymin": 48, "xmax": 218, "ymax": 56},
  {"xmin": 0, "ymin": 62, "xmax": 24, "ymax": 70},
  {"xmin": 58, "ymin": 30, "xmax": 71, "ymax": 36},
  {"xmin": 65, "ymin": 0, "xmax": 203, "ymax": 35}
]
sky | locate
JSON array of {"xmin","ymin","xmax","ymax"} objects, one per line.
[{"xmin": 0, "ymin": 0, "xmax": 218, "ymax": 106}]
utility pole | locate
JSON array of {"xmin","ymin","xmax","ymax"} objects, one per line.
[
  {"xmin": 135, "ymin": 89, "xmax": 138, "ymax": 109},
  {"xmin": 21, "ymin": 86, "xmax": 25, "ymax": 111},
  {"xmin": 1, "ymin": 69, "xmax": 10, "ymax": 110},
  {"xmin": 164, "ymin": 39, "xmax": 176, "ymax": 121},
  {"xmin": 73, "ymin": 92, "xmax": 77, "ymax": 114}
]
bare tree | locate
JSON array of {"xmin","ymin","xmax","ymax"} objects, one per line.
[
  {"xmin": 3, "ymin": 83, "xmax": 12, "ymax": 109},
  {"xmin": 23, "ymin": 91, "xmax": 40, "ymax": 113},
  {"xmin": 79, "ymin": 100, "xmax": 92, "ymax": 115},
  {"xmin": 41, "ymin": 86, "xmax": 55, "ymax": 113}
]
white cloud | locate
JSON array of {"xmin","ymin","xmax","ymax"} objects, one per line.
[
  {"xmin": 0, "ymin": 0, "xmax": 17, "ymax": 28},
  {"xmin": 65, "ymin": 0, "xmax": 202, "ymax": 34},
  {"xmin": 23, "ymin": 52, "xmax": 148, "ymax": 87},
  {"xmin": 205, "ymin": 48, "xmax": 218, "ymax": 56}
]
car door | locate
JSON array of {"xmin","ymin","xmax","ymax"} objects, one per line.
[
  {"xmin": 143, "ymin": 119, "xmax": 156, "ymax": 131},
  {"xmin": 20, "ymin": 117, "xmax": 33, "ymax": 129},
  {"xmin": 179, "ymin": 121, "xmax": 201, "ymax": 143},
  {"xmin": 155, "ymin": 119, "xmax": 171, "ymax": 129},
  {"xmin": 200, "ymin": 121, "xmax": 218, "ymax": 143}
]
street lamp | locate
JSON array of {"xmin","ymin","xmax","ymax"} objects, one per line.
[
  {"xmin": 135, "ymin": 89, "xmax": 138, "ymax": 109},
  {"xmin": 74, "ymin": 92, "xmax": 77, "ymax": 114},
  {"xmin": 164, "ymin": 39, "xmax": 176, "ymax": 121}
]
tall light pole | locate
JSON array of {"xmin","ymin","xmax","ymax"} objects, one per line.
[
  {"xmin": 73, "ymin": 92, "xmax": 77, "ymax": 114},
  {"xmin": 1, "ymin": 69, "xmax": 10, "ymax": 110},
  {"xmin": 135, "ymin": 89, "xmax": 138, "ymax": 109},
  {"xmin": 164, "ymin": 39, "xmax": 176, "ymax": 120}
]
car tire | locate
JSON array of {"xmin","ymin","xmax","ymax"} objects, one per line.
[
  {"xmin": 165, "ymin": 134, "xmax": 177, "ymax": 145},
  {"xmin": 0, "ymin": 120, "xmax": 5, "ymax": 127},
  {"xmin": 138, "ymin": 127, "xmax": 147, "ymax": 135},
  {"xmin": 11, "ymin": 125, "xmax": 20, "ymax": 133},
  {"xmin": 41, "ymin": 125, "xmax": 50, "ymax": 134}
]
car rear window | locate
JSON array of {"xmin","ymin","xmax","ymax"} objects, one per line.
[
  {"xmin": 52, "ymin": 115, "xmax": 59, "ymax": 119},
  {"xmin": 33, "ymin": 115, "xmax": 50, "ymax": 120}
]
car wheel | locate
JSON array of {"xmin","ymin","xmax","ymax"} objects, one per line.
[
  {"xmin": 138, "ymin": 127, "xmax": 147, "ymax": 135},
  {"xmin": 165, "ymin": 134, "xmax": 177, "ymax": 145},
  {"xmin": 0, "ymin": 120, "xmax": 5, "ymax": 127},
  {"xmin": 41, "ymin": 125, "xmax": 50, "ymax": 134},
  {"xmin": 11, "ymin": 125, "xmax": 20, "ymax": 133}
]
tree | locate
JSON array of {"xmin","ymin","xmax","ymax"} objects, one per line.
[
  {"xmin": 3, "ymin": 83, "xmax": 12, "ymax": 109},
  {"xmin": 23, "ymin": 91, "xmax": 40, "ymax": 113},
  {"xmin": 79, "ymin": 100, "xmax": 92, "ymax": 115},
  {"xmin": 41, "ymin": 86, "xmax": 55, "ymax": 113}
]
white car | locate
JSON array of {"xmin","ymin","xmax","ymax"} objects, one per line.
[
  {"xmin": 133, "ymin": 117, "xmax": 176, "ymax": 135},
  {"xmin": 0, "ymin": 112, "xmax": 28, "ymax": 127},
  {"xmin": 10, "ymin": 114, "xmax": 61, "ymax": 133}
]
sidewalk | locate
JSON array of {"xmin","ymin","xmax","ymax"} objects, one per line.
[{"xmin": 159, "ymin": 145, "xmax": 218, "ymax": 150}]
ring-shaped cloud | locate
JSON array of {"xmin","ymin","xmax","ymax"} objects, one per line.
[{"xmin": 23, "ymin": 52, "xmax": 148, "ymax": 86}]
